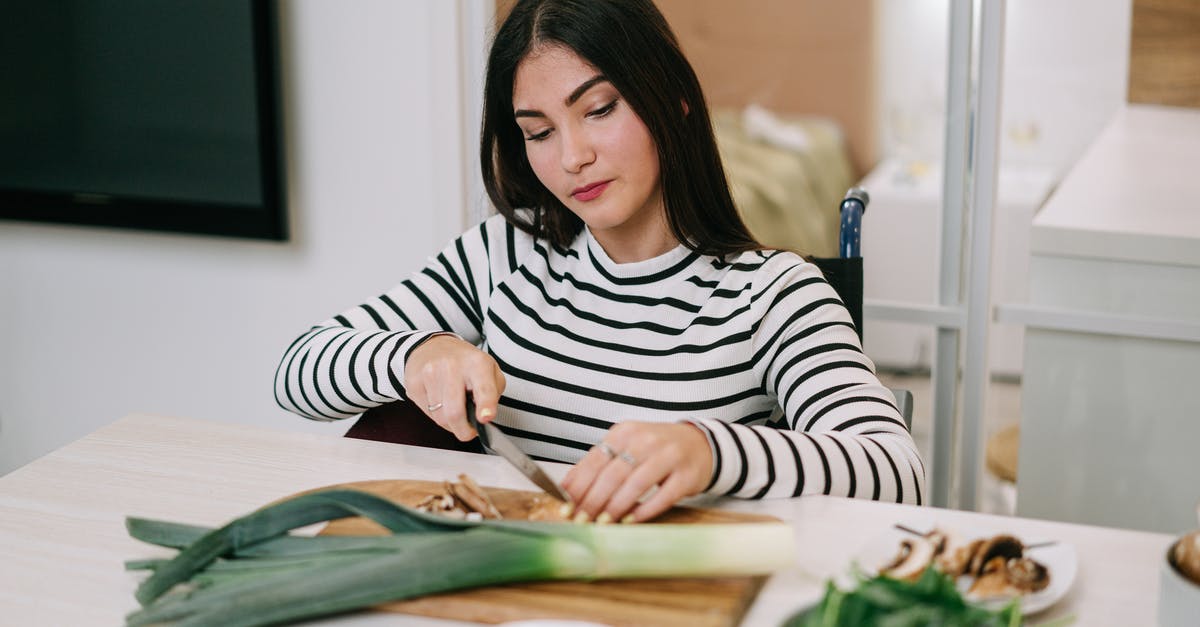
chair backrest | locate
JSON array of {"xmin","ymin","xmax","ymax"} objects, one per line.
[
  {"xmin": 809, "ymin": 256, "xmax": 863, "ymax": 341},
  {"xmin": 890, "ymin": 387, "xmax": 914, "ymax": 430},
  {"xmin": 344, "ymin": 398, "xmax": 483, "ymax": 453}
]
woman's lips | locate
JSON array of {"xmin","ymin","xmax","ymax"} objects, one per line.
[{"xmin": 571, "ymin": 180, "xmax": 611, "ymax": 201}]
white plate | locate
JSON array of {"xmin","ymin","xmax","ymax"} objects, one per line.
[{"xmin": 852, "ymin": 520, "xmax": 1077, "ymax": 616}]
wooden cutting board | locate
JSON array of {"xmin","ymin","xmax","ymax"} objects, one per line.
[{"xmin": 310, "ymin": 479, "xmax": 780, "ymax": 627}]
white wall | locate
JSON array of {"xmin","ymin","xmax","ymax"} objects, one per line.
[
  {"xmin": 875, "ymin": 0, "xmax": 951, "ymax": 166},
  {"xmin": 877, "ymin": 0, "xmax": 1132, "ymax": 178},
  {"xmin": 1000, "ymin": 0, "xmax": 1132, "ymax": 176},
  {"xmin": 0, "ymin": 0, "xmax": 470, "ymax": 475},
  {"xmin": 866, "ymin": 0, "xmax": 1133, "ymax": 373}
]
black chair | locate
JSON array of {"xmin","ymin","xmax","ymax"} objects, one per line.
[
  {"xmin": 811, "ymin": 188, "xmax": 913, "ymax": 429},
  {"xmin": 809, "ymin": 187, "xmax": 867, "ymax": 343},
  {"xmin": 345, "ymin": 398, "xmax": 483, "ymax": 452}
]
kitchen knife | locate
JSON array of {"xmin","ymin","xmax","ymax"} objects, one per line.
[{"xmin": 466, "ymin": 398, "xmax": 573, "ymax": 503}]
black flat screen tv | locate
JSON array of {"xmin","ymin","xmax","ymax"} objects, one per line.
[{"xmin": 0, "ymin": 0, "xmax": 286, "ymax": 240}]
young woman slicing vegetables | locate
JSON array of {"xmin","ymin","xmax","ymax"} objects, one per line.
[{"xmin": 274, "ymin": 0, "xmax": 925, "ymax": 523}]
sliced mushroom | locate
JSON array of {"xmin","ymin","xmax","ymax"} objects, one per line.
[
  {"xmin": 450, "ymin": 474, "xmax": 502, "ymax": 519},
  {"xmin": 939, "ymin": 538, "xmax": 983, "ymax": 577},
  {"xmin": 460, "ymin": 473, "xmax": 503, "ymax": 518},
  {"xmin": 438, "ymin": 481, "xmax": 462, "ymax": 509},
  {"xmin": 924, "ymin": 528, "xmax": 968, "ymax": 572},
  {"xmin": 967, "ymin": 554, "xmax": 1050, "ymax": 599},
  {"xmin": 968, "ymin": 556, "xmax": 1016, "ymax": 599},
  {"xmin": 924, "ymin": 529, "xmax": 950, "ymax": 556},
  {"xmin": 968, "ymin": 534, "xmax": 1024, "ymax": 577},
  {"xmin": 881, "ymin": 537, "xmax": 936, "ymax": 581},
  {"xmin": 448, "ymin": 482, "xmax": 495, "ymax": 519},
  {"xmin": 1006, "ymin": 556, "xmax": 1050, "ymax": 593}
]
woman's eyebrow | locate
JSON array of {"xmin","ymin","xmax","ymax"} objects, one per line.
[{"xmin": 514, "ymin": 74, "xmax": 609, "ymax": 118}]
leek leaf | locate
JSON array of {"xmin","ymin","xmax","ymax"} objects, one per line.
[{"xmin": 126, "ymin": 487, "xmax": 794, "ymax": 627}]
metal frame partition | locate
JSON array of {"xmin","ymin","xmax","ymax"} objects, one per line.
[{"xmin": 862, "ymin": 0, "xmax": 1007, "ymax": 510}]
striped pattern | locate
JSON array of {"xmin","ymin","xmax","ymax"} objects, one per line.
[{"xmin": 275, "ymin": 215, "xmax": 925, "ymax": 504}]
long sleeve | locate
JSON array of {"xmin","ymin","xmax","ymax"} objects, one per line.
[
  {"xmin": 274, "ymin": 221, "xmax": 926, "ymax": 505},
  {"xmin": 691, "ymin": 255, "xmax": 926, "ymax": 504},
  {"xmin": 274, "ymin": 217, "xmax": 515, "ymax": 421}
]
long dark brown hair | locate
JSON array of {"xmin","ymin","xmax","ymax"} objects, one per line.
[{"xmin": 480, "ymin": 0, "xmax": 761, "ymax": 257}]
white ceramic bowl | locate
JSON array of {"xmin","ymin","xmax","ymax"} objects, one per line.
[{"xmin": 1158, "ymin": 535, "xmax": 1200, "ymax": 627}]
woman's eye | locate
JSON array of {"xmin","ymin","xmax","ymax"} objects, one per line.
[
  {"xmin": 589, "ymin": 100, "xmax": 618, "ymax": 118},
  {"xmin": 524, "ymin": 129, "xmax": 551, "ymax": 142}
]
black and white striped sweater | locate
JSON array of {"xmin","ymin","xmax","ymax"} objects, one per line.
[{"xmin": 275, "ymin": 215, "xmax": 925, "ymax": 504}]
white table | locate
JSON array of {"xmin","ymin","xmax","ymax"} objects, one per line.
[{"xmin": 0, "ymin": 414, "xmax": 1175, "ymax": 625}]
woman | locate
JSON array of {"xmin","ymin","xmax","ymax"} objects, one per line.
[{"xmin": 275, "ymin": 0, "xmax": 924, "ymax": 522}]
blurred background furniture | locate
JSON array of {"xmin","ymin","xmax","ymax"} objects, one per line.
[
  {"xmin": 985, "ymin": 424, "xmax": 1019, "ymax": 484},
  {"xmin": 998, "ymin": 105, "xmax": 1200, "ymax": 534},
  {"xmin": 713, "ymin": 106, "xmax": 854, "ymax": 258},
  {"xmin": 858, "ymin": 158, "xmax": 1055, "ymax": 376}
]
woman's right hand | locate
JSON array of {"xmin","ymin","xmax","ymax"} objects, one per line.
[{"xmin": 403, "ymin": 335, "xmax": 506, "ymax": 441}]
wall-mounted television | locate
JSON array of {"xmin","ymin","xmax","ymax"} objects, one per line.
[{"xmin": 0, "ymin": 0, "xmax": 286, "ymax": 240}]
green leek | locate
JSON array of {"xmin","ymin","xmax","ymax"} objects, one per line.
[{"xmin": 126, "ymin": 488, "xmax": 794, "ymax": 627}]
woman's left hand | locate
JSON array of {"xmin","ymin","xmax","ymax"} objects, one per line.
[{"xmin": 561, "ymin": 421, "xmax": 713, "ymax": 523}]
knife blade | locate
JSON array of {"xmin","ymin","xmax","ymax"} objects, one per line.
[{"xmin": 466, "ymin": 397, "xmax": 572, "ymax": 503}]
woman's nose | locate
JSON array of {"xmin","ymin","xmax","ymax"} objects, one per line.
[{"xmin": 559, "ymin": 128, "xmax": 595, "ymax": 173}]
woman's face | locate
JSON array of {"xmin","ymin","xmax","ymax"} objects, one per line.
[{"xmin": 512, "ymin": 45, "xmax": 666, "ymax": 257}]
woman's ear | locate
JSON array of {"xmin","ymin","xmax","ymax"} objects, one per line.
[{"xmin": 681, "ymin": 99, "xmax": 690, "ymax": 116}]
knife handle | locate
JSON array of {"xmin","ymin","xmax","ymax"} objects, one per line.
[{"xmin": 465, "ymin": 395, "xmax": 491, "ymax": 449}]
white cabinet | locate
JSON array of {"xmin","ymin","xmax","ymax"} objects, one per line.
[
  {"xmin": 1008, "ymin": 105, "xmax": 1200, "ymax": 534},
  {"xmin": 859, "ymin": 158, "xmax": 1055, "ymax": 376}
]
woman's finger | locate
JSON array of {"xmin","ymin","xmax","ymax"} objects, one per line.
[
  {"xmin": 443, "ymin": 385, "xmax": 475, "ymax": 441},
  {"xmin": 465, "ymin": 356, "xmax": 505, "ymax": 424},
  {"xmin": 574, "ymin": 450, "xmax": 643, "ymax": 521},
  {"xmin": 418, "ymin": 373, "xmax": 438, "ymax": 419},
  {"xmin": 405, "ymin": 335, "xmax": 488, "ymax": 440},
  {"xmin": 429, "ymin": 364, "xmax": 474, "ymax": 441},
  {"xmin": 599, "ymin": 448, "xmax": 672, "ymax": 521},
  {"xmin": 561, "ymin": 442, "xmax": 615, "ymax": 503},
  {"xmin": 629, "ymin": 472, "xmax": 693, "ymax": 522},
  {"xmin": 566, "ymin": 422, "xmax": 714, "ymax": 521}
]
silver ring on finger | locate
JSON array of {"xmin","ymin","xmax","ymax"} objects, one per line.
[
  {"xmin": 596, "ymin": 442, "xmax": 617, "ymax": 460},
  {"xmin": 426, "ymin": 402, "xmax": 444, "ymax": 412},
  {"xmin": 618, "ymin": 450, "xmax": 637, "ymax": 466}
]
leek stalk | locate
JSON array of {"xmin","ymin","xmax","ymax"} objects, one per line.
[{"xmin": 126, "ymin": 488, "xmax": 794, "ymax": 627}]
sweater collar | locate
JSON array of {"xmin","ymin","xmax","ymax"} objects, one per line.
[{"xmin": 580, "ymin": 227, "xmax": 698, "ymax": 283}]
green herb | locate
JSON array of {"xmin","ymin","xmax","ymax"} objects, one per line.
[
  {"xmin": 125, "ymin": 488, "xmax": 794, "ymax": 627},
  {"xmin": 785, "ymin": 567, "xmax": 1022, "ymax": 627}
]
